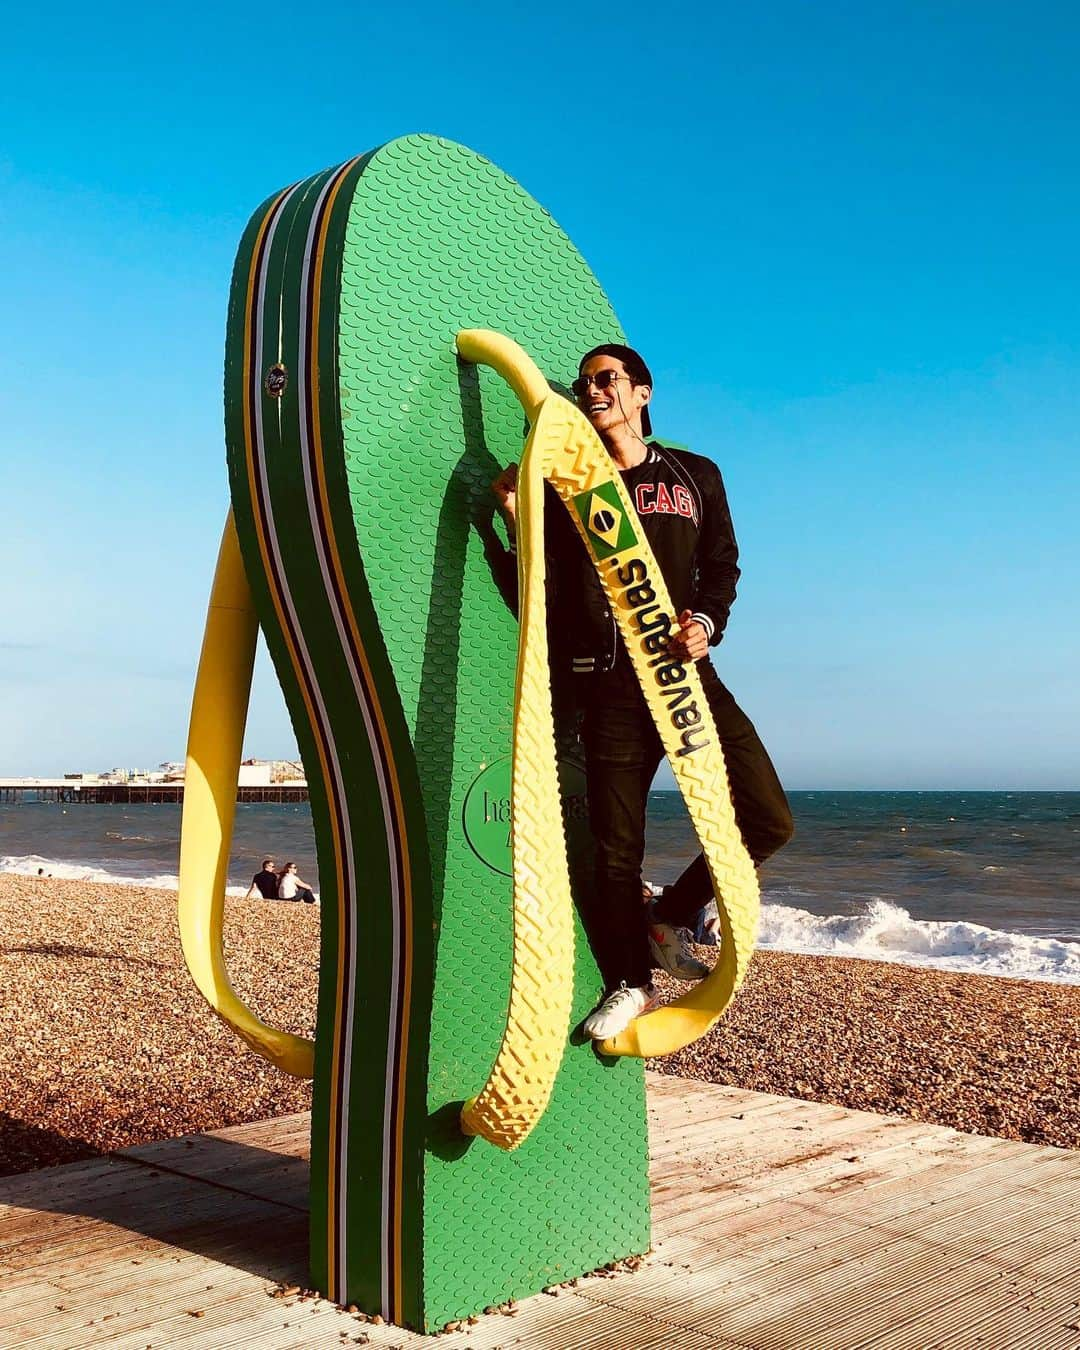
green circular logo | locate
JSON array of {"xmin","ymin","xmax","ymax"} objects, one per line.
[
  {"xmin": 462, "ymin": 757, "xmax": 513, "ymax": 876},
  {"xmin": 462, "ymin": 755, "xmax": 587, "ymax": 876}
]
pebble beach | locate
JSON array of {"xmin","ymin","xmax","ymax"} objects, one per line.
[{"xmin": 1, "ymin": 874, "xmax": 1077, "ymax": 1177}]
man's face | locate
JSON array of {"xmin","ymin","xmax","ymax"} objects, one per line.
[{"xmin": 575, "ymin": 355, "xmax": 650, "ymax": 436}]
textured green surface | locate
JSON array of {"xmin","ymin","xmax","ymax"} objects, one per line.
[{"xmin": 225, "ymin": 135, "xmax": 650, "ymax": 1332}]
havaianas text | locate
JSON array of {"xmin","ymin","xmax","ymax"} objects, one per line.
[{"xmin": 608, "ymin": 557, "xmax": 712, "ymax": 758}]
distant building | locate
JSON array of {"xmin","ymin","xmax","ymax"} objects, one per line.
[
  {"xmin": 238, "ymin": 760, "xmax": 274, "ymax": 787},
  {"xmin": 239, "ymin": 758, "xmax": 306, "ymax": 785}
]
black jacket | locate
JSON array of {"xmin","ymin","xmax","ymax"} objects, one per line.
[{"xmin": 506, "ymin": 441, "xmax": 740, "ymax": 677}]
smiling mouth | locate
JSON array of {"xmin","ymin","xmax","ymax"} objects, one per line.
[{"xmin": 587, "ymin": 399, "xmax": 613, "ymax": 415}]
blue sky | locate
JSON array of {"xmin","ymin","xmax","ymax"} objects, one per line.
[{"xmin": 2, "ymin": 2, "xmax": 1077, "ymax": 787}]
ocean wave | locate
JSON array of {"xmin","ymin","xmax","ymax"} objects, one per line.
[
  {"xmin": 758, "ymin": 896, "xmax": 1080, "ymax": 984},
  {"xmin": 0, "ymin": 854, "xmax": 248, "ymax": 896}
]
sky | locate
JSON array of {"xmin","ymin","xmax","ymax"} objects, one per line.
[{"xmin": 1, "ymin": 2, "xmax": 1077, "ymax": 788}]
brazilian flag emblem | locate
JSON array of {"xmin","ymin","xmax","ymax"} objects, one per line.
[{"xmin": 572, "ymin": 481, "xmax": 638, "ymax": 561}]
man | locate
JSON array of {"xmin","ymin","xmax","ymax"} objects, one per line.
[
  {"xmin": 244, "ymin": 858, "xmax": 279, "ymax": 901},
  {"xmin": 491, "ymin": 345, "xmax": 793, "ymax": 1041}
]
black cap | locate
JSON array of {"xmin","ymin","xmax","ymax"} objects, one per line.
[{"xmin": 579, "ymin": 343, "xmax": 653, "ymax": 437}]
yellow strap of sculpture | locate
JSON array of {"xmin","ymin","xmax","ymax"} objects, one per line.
[
  {"xmin": 457, "ymin": 330, "xmax": 760, "ymax": 1080},
  {"xmin": 177, "ymin": 515, "xmax": 315, "ymax": 1079},
  {"xmin": 458, "ymin": 346, "xmax": 578, "ymax": 1147}
]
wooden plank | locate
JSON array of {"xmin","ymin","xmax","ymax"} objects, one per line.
[
  {"xmin": 0, "ymin": 1157, "xmax": 138, "ymax": 1213},
  {"xmin": 16, "ymin": 1263, "xmax": 258, "ymax": 1349},
  {"xmin": 655, "ymin": 1130, "xmax": 950, "ymax": 1232},
  {"xmin": 858, "ymin": 1263, "xmax": 1080, "ymax": 1350},
  {"xmin": 116, "ymin": 1115, "xmax": 311, "ymax": 1214},
  {"xmin": 648, "ymin": 1090, "xmax": 855, "ymax": 1150},
  {"xmin": 1, "ymin": 1184, "xmax": 292, "ymax": 1282},
  {"xmin": 812, "ymin": 1145, "xmax": 1045, "ymax": 1224},
  {"xmin": 118, "ymin": 1150, "xmax": 308, "ymax": 1214},
  {"xmin": 662, "ymin": 1213, "xmax": 890, "ymax": 1283},
  {"xmin": 688, "ymin": 1242, "xmax": 1004, "ymax": 1348},
  {"xmin": 123, "ymin": 1111, "xmax": 312, "ymax": 1160},
  {"xmin": 652, "ymin": 1108, "xmax": 886, "ymax": 1179}
]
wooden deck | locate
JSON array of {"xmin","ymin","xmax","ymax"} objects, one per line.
[{"xmin": 1, "ymin": 1073, "xmax": 1077, "ymax": 1349}]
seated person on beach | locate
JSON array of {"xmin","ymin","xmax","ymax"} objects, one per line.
[
  {"xmin": 491, "ymin": 345, "xmax": 793, "ymax": 1041},
  {"xmin": 277, "ymin": 861, "xmax": 317, "ymax": 904},
  {"xmin": 244, "ymin": 859, "xmax": 279, "ymax": 900}
]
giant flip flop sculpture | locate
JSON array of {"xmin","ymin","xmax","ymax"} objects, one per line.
[{"xmin": 178, "ymin": 135, "xmax": 757, "ymax": 1332}]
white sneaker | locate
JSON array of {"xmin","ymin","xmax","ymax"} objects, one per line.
[
  {"xmin": 648, "ymin": 919, "xmax": 709, "ymax": 982},
  {"xmin": 582, "ymin": 983, "xmax": 659, "ymax": 1041}
]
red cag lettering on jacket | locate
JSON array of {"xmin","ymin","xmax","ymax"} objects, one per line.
[{"xmin": 635, "ymin": 481, "xmax": 696, "ymax": 519}]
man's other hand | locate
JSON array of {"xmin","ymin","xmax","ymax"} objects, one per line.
[
  {"xmin": 491, "ymin": 463, "xmax": 518, "ymax": 527},
  {"xmin": 670, "ymin": 610, "xmax": 708, "ymax": 662}
]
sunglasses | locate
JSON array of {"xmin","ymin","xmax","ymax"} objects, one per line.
[{"xmin": 570, "ymin": 369, "xmax": 632, "ymax": 399}]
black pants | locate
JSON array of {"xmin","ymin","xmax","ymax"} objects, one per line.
[{"xmin": 579, "ymin": 659, "xmax": 793, "ymax": 991}]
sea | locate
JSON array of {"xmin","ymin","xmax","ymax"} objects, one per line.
[{"xmin": 2, "ymin": 791, "xmax": 1078, "ymax": 985}]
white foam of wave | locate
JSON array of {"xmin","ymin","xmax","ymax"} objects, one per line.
[
  {"xmin": 759, "ymin": 896, "xmax": 1080, "ymax": 984},
  {"xmin": 1, "ymin": 854, "xmax": 248, "ymax": 896}
]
